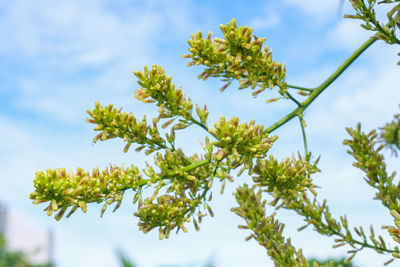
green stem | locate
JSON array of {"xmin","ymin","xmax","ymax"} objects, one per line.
[
  {"xmin": 190, "ymin": 116, "xmax": 220, "ymax": 140},
  {"xmin": 131, "ymin": 135, "xmax": 195, "ymax": 164},
  {"xmin": 298, "ymin": 115, "xmax": 308, "ymax": 157},
  {"xmin": 200, "ymin": 159, "xmax": 221, "ymax": 200},
  {"xmin": 177, "ymin": 159, "xmax": 211, "ymax": 174},
  {"xmin": 287, "ymin": 84, "xmax": 313, "ymax": 92},
  {"xmin": 294, "ymin": 197, "xmax": 397, "ymax": 255},
  {"xmin": 191, "ymin": 117, "xmax": 210, "ymax": 133},
  {"xmin": 329, "ymin": 227, "xmax": 397, "ymax": 255},
  {"xmin": 286, "ymin": 91, "xmax": 301, "ymax": 106},
  {"xmin": 264, "ymin": 36, "xmax": 377, "ymax": 134}
]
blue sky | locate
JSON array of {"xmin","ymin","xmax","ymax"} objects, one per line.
[{"xmin": 1, "ymin": 0, "xmax": 399, "ymax": 266}]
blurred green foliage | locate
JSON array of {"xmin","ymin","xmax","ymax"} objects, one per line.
[
  {"xmin": 308, "ymin": 257, "xmax": 354, "ymax": 267},
  {"xmin": 0, "ymin": 235, "xmax": 53, "ymax": 267},
  {"xmin": 117, "ymin": 250, "xmax": 356, "ymax": 267},
  {"xmin": 117, "ymin": 250, "xmax": 215, "ymax": 267}
]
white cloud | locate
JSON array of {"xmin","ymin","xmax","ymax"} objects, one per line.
[
  {"xmin": 305, "ymin": 48, "xmax": 400, "ymax": 139},
  {"xmin": 249, "ymin": 13, "xmax": 280, "ymax": 30},
  {"xmin": 0, "ymin": 0, "xmax": 198, "ymax": 124},
  {"xmin": 327, "ymin": 19, "xmax": 371, "ymax": 50},
  {"xmin": 0, "ymin": 116, "xmax": 32, "ymax": 155},
  {"xmin": 0, "ymin": 0, "xmax": 160, "ymax": 59},
  {"xmin": 333, "ymin": 68, "xmax": 400, "ymax": 122},
  {"xmin": 283, "ymin": 0, "xmax": 341, "ymax": 22}
]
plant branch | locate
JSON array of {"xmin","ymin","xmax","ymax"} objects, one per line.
[
  {"xmin": 287, "ymin": 84, "xmax": 314, "ymax": 92},
  {"xmin": 298, "ymin": 115, "xmax": 308, "ymax": 158},
  {"xmin": 360, "ymin": 1, "xmax": 400, "ymax": 45},
  {"xmin": 264, "ymin": 36, "xmax": 377, "ymax": 134},
  {"xmin": 330, "ymin": 226, "xmax": 397, "ymax": 255},
  {"xmin": 190, "ymin": 116, "xmax": 217, "ymax": 139},
  {"xmin": 286, "ymin": 91, "xmax": 301, "ymax": 106}
]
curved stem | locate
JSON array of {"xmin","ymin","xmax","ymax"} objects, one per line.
[{"xmin": 264, "ymin": 36, "xmax": 377, "ymax": 134}]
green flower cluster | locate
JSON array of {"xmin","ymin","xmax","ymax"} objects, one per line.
[
  {"xmin": 275, "ymin": 189, "xmax": 395, "ymax": 263},
  {"xmin": 210, "ymin": 116, "xmax": 278, "ymax": 172},
  {"xmin": 33, "ymin": 62, "xmax": 275, "ymax": 237},
  {"xmin": 150, "ymin": 149, "xmax": 213, "ymax": 195},
  {"xmin": 231, "ymin": 184, "xmax": 309, "ymax": 267},
  {"xmin": 134, "ymin": 65, "xmax": 194, "ymax": 122},
  {"xmin": 135, "ymin": 194, "xmax": 199, "ymax": 240},
  {"xmin": 244, "ymin": 137, "xmax": 397, "ymax": 263},
  {"xmin": 183, "ymin": 18, "xmax": 287, "ymax": 96},
  {"xmin": 380, "ymin": 112, "xmax": 400, "ymax": 155},
  {"xmin": 343, "ymin": 122, "xmax": 400, "ymax": 258},
  {"xmin": 346, "ymin": 1, "xmax": 400, "ymax": 51},
  {"xmin": 251, "ymin": 153, "xmax": 319, "ymax": 207},
  {"xmin": 30, "ymin": 148, "xmax": 217, "ymax": 236},
  {"xmin": 386, "ymin": 210, "xmax": 400, "ymax": 258},
  {"xmin": 87, "ymin": 101, "xmax": 166, "ymax": 154},
  {"xmin": 30, "ymin": 165, "xmax": 142, "ymax": 220},
  {"xmin": 343, "ymin": 123, "xmax": 400, "ymax": 212},
  {"xmin": 134, "ymin": 148, "xmax": 220, "ymax": 238},
  {"xmin": 133, "ymin": 64, "xmax": 210, "ymax": 142},
  {"xmin": 28, "ymin": 20, "xmax": 318, "ymax": 253}
]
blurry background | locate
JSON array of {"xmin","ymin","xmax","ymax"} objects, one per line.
[{"xmin": 0, "ymin": 0, "xmax": 399, "ymax": 266}]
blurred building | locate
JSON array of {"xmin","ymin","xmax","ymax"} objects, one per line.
[
  {"xmin": 0, "ymin": 201, "xmax": 54, "ymax": 264},
  {"xmin": 0, "ymin": 202, "xmax": 6, "ymax": 236}
]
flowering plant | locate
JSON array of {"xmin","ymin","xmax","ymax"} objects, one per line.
[{"xmin": 30, "ymin": 1, "xmax": 400, "ymax": 266}]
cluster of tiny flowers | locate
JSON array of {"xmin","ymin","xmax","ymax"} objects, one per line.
[
  {"xmin": 183, "ymin": 18, "xmax": 287, "ymax": 96},
  {"xmin": 134, "ymin": 65, "xmax": 194, "ymax": 121},
  {"xmin": 251, "ymin": 153, "xmax": 319, "ymax": 207},
  {"xmin": 30, "ymin": 165, "xmax": 142, "ymax": 220},
  {"xmin": 380, "ymin": 112, "xmax": 400, "ymax": 155},
  {"xmin": 133, "ymin": 147, "xmax": 218, "ymax": 237},
  {"xmin": 30, "ymin": 64, "xmax": 226, "ymax": 237},
  {"xmin": 343, "ymin": 123, "xmax": 400, "ymax": 212},
  {"xmin": 87, "ymin": 101, "xmax": 166, "ymax": 154},
  {"xmin": 386, "ymin": 210, "xmax": 400, "ymax": 258},
  {"xmin": 135, "ymin": 194, "xmax": 200, "ymax": 240},
  {"xmin": 151, "ymin": 149, "xmax": 213, "ymax": 196},
  {"xmin": 346, "ymin": 1, "xmax": 400, "ymax": 45},
  {"xmin": 209, "ymin": 116, "xmax": 278, "ymax": 173},
  {"xmin": 231, "ymin": 184, "xmax": 308, "ymax": 267}
]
